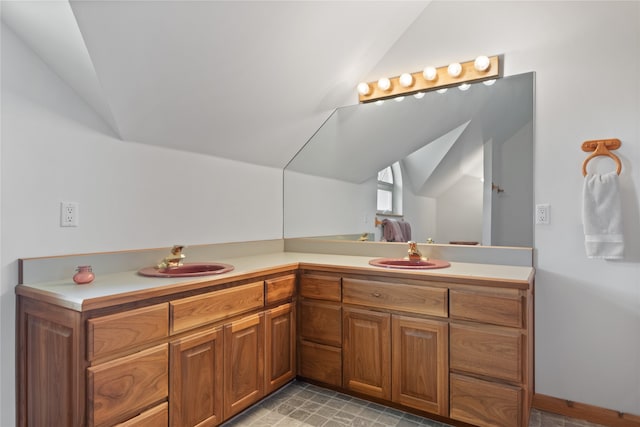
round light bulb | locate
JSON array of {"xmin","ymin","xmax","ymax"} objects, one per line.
[
  {"xmin": 413, "ymin": 92, "xmax": 425, "ymax": 99},
  {"xmin": 483, "ymin": 79, "xmax": 496, "ymax": 86},
  {"xmin": 357, "ymin": 82, "xmax": 371, "ymax": 95},
  {"xmin": 377, "ymin": 77, "xmax": 391, "ymax": 91},
  {"xmin": 458, "ymin": 83, "xmax": 471, "ymax": 91},
  {"xmin": 447, "ymin": 62, "xmax": 462, "ymax": 77},
  {"xmin": 399, "ymin": 73, "xmax": 414, "ymax": 88},
  {"xmin": 474, "ymin": 55, "xmax": 491, "ymax": 72},
  {"xmin": 422, "ymin": 66, "xmax": 437, "ymax": 81}
]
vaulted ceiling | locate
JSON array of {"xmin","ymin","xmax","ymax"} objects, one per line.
[{"xmin": 2, "ymin": 1, "xmax": 429, "ymax": 168}]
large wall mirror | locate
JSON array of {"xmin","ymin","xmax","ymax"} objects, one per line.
[{"xmin": 284, "ymin": 72, "xmax": 534, "ymax": 248}]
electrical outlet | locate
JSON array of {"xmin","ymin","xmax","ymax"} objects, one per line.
[
  {"xmin": 535, "ymin": 204, "xmax": 549, "ymax": 224},
  {"xmin": 60, "ymin": 202, "xmax": 79, "ymax": 227}
]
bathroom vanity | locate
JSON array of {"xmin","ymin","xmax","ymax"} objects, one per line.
[{"xmin": 16, "ymin": 248, "xmax": 534, "ymax": 427}]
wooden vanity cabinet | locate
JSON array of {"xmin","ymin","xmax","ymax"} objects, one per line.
[
  {"xmin": 17, "ymin": 271, "xmax": 297, "ymax": 427},
  {"xmin": 297, "ymin": 272, "xmax": 343, "ymax": 386},
  {"xmin": 342, "ymin": 307, "xmax": 391, "ymax": 400},
  {"xmin": 265, "ymin": 302, "xmax": 296, "ymax": 394},
  {"xmin": 342, "ymin": 278, "xmax": 449, "ymax": 416},
  {"xmin": 169, "ymin": 327, "xmax": 224, "ymax": 427},
  {"xmin": 449, "ymin": 287, "xmax": 532, "ymax": 427}
]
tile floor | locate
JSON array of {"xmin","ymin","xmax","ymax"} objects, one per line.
[{"xmin": 221, "ymin": 380, "xmax": 607, "ymax": 427}]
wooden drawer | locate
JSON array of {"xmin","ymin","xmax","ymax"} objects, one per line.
[
  {"xmin": 170, "ymin": 281, "xmax": 264, "ymax": 334},
  {"xmin": 450, "ymin": 323, "xmax": 523, "ymax": 383},
  {"xmin": 113, "ymin": 402, "xmax": 168, "ymax": 427},
  {"xmin": 343, "ymin": 278, "xmax": 448, "ymax": 318},
  {"xmin": 299, "ymin": 273, "xmax": 341, "ymax": 301},
  {"xmin": 299, "ymin": 299, "xmax": 341, "ymax": 346},
  {"xmin": 450, "ymin": 290, "xmax": 523, "ymax": 328},
  {"xmin": 298, "ymin": 339, "xmax": 342, "ymax": 387},
  {"xmin": 87, "ymin": 303, "xmax": 169, "ymax": 361},
  {"xmin": 265, "ymin": 274, "xmax": 296, "ymax": 304},
  {"xmin": 87, "ymin": 344, "xmax": 168, "ymax": 427},
  {"xmin": 450, "ymin": 373, "xmax": 522, "ymax": 427}
]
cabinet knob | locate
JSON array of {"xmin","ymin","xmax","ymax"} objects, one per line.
[{"xmin": 372, "ymin": 292, "xmax": 381, "ymax": 298}]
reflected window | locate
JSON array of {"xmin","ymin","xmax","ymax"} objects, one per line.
[{"xmin": 377, "ymin": 163, "xmax": 402, "ymax": 214}]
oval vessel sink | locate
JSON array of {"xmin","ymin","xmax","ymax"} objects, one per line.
[
  {"xmin": 138, "ymin": 262, "xmax": 234, "ymax": 278},
  {"xmin": 369, "ymin": 258, "xmax": 450, "ymax": 270}
]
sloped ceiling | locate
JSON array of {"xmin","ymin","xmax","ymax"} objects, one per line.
[{"xmin": 2, "ymin": 0, "xmax": 429, "ymax": 168}]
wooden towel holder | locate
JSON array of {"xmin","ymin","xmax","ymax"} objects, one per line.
[{"xmin": 581, "ymin": 138, "xmax": 622, "ymax": 176}]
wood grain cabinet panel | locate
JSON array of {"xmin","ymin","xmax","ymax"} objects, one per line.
[
  {"xmin": 169, "ymin": 328, "xmax": 223, "ymax": 427},
  {"xmin": 299, "ymin": 273, "xmax": 341, "ymax": 301},
  {"xmin": 171, "ymin": 281, "xmax": 264, "ymax": 334},
  {"xmin": 265, "ymin": 274, "xmax": 296, "ymax": 304},
  {"xmin": 343, "ymin": 307, "xmax": 391, "ymax": 400},
  {"xmin": 450, "ymin": 373, "xmax": 522, "ymax": 427},
  {"xmin": 87, "ymin": 344, "xmax": 168, "ymax": 427},
  {"xmin": 265, "ymin": 303, "xmax": 296, "ymax": 393},
  {"xmin": 298, "ymin": 340, "xmax": 342, "ymax": 387},
  {"xmin": 450, "ymin": 290, "xmax": 523, "ymax": 328},
  {"xmin": 343, "ymin": 278, "xmax": 448, "ymax": 318},
  {"xmin": 114, "ymin": 402, "xmax": 168, "ymax": 427},
  {"xmin": 224, "ymin": 313, "xmax": 265, "ymax": 418},
  {"xmin": 87, "ymin": 303, "xmax": 168, "ymax": 361},
  {"xmin": 392, "ymin": 316, "xmax": 448, "ymax": 416},
  {"xmin": 450, "ymin": 323, "xmax": 524, "ymax": 383},
  {"xmin": 20, "ymin": 300, "xmax": 82, "ymax": 427},
  {"xmin": 299, "ymin": 299, "xmax": 341, "ymax": 346}
]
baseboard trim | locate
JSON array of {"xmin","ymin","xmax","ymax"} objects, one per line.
[{"xmin": 533, "ymin": 393, "xmax": 640, "ymax": 427}]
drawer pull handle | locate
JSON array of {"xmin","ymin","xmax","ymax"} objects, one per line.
[{"xmin": 372, "ymin": 292, "xmax": 381, "ymax": 298}]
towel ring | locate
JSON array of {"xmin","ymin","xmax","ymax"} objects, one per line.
[{"xmin": 581, "ymin": 139, "xmax": 622, "ymax": 176}]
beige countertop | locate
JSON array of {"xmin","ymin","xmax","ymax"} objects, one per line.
[{"xmin": 16, "ymin": 251, "xmax": 534, "ymax": 312}]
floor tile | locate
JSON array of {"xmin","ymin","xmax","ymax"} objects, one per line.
[{"xmin": 221, "ymin": 380, "xmax": 600, "ymax": 427}]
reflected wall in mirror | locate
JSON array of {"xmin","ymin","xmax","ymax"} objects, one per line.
[{"xmin": 284, "ymin": 72, "xmax": 534, "ymax": 248}]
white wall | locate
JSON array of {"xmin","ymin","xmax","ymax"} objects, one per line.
[
  {"xmin": 373, "ymin": 1, "xmax": 639, "ymax": 415},
  {"xmin": 0, "ymin": 23, "xmax": 282, "ymax": 424}
]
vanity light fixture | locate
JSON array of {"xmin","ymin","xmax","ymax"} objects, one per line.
[
  {"xmin": 474, "ymin": 55, "xmax": 491, "ymax": 72},
  {"xmin": 377, "ymin": 77, "xmax": 392, "ymax": 91},
  {"xmin": 447, "ymin": 62, "xmax": 462, "ymax": 77},
  {"xmin": 357, "ymin": 82, "xmax": 371, "ymax": 95},
  {"xmin": 399, "ymin": 73, "xmax": 414, "ymax": 88},
  {"xmin": 413, "ymin": 92, "xmax": 426, "ymax": 99},
  {"xmin": 483, "ymin": 79, "xmax": 497, "ymax": 86},
  {"xmin": 436, "ymin": 88, "xmax": 448, "ymax": 94},
  {"xmin": 423, "ymin": 66, "xmax": 438, "ymax": 81},
  {"xmin": 357, "ymin": 55, "xmax": 500, "ymax": 103},
  {"xmin": 458, "ymin": 83, "xmax": 471, "ymax": 91}
]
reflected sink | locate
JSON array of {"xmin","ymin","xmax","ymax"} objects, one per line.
[
  {"xmin": 368, "ymin": 258, "xmax": 450, "ymax": 270},
  {"xmin": 138, "ymin": 262, "xmax": 234, "ymax": 278}
]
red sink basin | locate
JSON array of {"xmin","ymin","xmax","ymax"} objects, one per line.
[
  {"xmin": 138, "ymin": 262, "xmax": 234, "ymax": 277},
  {"xmin": 368, "ymin": 258, "xmax": 450, "ymax": 270}
]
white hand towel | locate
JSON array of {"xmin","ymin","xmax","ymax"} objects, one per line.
[{"xmin": 582, "ymin": 172, "xmax": 624, "ymax": 259}]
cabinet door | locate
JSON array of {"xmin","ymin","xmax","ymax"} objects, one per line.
[
  {"xmin": 265, "ymin": 303, "xmax": 296, "ymax": 394},
  {"xmin": 299, "ymin": 299, "xmax": 342, "ymax": 346},
  {"xmin": 343, "ymin": 307, "xmax": 391, "ymax": 400},
  {"xmin": 169, "ymin": 328, "xmax": 223, "ymax": 427},
  {"xmin": 392, "ymin": 316, "xmax": 448, "ymax": 416},
  {"xmin": 224, "ymin": 313, "xmax": 265, "ymax": 418}
]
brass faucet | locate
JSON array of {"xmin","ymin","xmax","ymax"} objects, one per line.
[
  {"xmin": 406, "ymin": 241, "xmax": 424, "ymax": 262},
  {"xmin": 405, "ymin": 241, "xmax": 427, "ymax": 262},
  {"xmin": 157, "ymin": 245, "xmax": 186, "ymax": 269}
]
